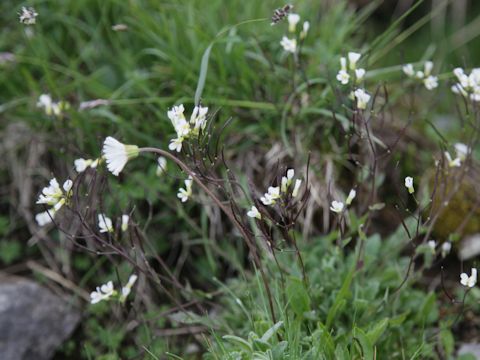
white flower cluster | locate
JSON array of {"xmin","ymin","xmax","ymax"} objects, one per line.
[
  {"xmin": 336, "ymin": 52, "xmax": 366, "ymax": 85},
  {"xmin": 460, "ymin": 268, "xmax": 477, "ymax": 288},
  {"xmin": 19, "ymin": 6, "xmax": 38, "ymax": 25},
  {"xmin": 97, "ymin": 214, "xmax": 129, "ymax": 233},
  {"xmin": 90, "ymin": 274, "xmax": 138, "ymax": 304},
  {"xmin": 402, "ymin": 61, "xmax": 438, "ymax": 90},
  {"xmin": 330, "ymin": 189, "xmax": 356, "ymax": 214},
  {"xmin": 37, "ymin": 94, "xmax": 69, "ymax": 117},
  {"xmin": 177, "ymin": 175, "xmax": 193, "ymax": 202},
  {"xmin": 35, "ymin": 178, "xmax": 73, "ymax": 226},
  {"xmin": 451, "ymin": 67, "xmax": 480, "ymax": 101},
  {"xmin": 279, "ymin": 13, "xmax": 310, "ymax": 54},
  {"xmin": 168, "ymin": 104, "xmax": 208, "ymax": 152},
  {"xmin": 404, "ymin": 176, "xmax": 414, "ymax": 194}
]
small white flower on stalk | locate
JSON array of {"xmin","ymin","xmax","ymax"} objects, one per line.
[
  {"xmin": 168, "ymin": 137, "xmax": 184, "ymax": 152},
  {"xmin": 102, "ymin": 136, "xmax": 139, "ymax": 176},
  {"xmin": 427, "ymin": 240, "xmax": 437, "ymax": 252},
  {"xmin": 247, "ymin": 206, "xmax": 261, "ymax": 220},
  {"xmin": 280, "ymin": 36, "xmax": 297, "ymax": 54},
  {"xmin": 441, "ymin": 242, "xmax": 452, "ymax": 258},
  {"xmin": 120, "ymin": 274, "xmax": 138, "ymax": 302},
  {"xmin": 121, "ymin": 215, "xmax": 129, "ymax": 232},
  {"xmin": 336, "ymin": 70, "xmax": 350, "ymax": 85},
  {"xmin": 348, "ymin": 52, "xmax": 361, "ymax": 70},
  {"xmin": 260, "ymin": 186, "xmax": 281, "ymax": 206},
  {"xmin": 36, "ymin": 178, "xmax": 62, "ymax": 206},
  {"xmin": 340, "ymin": 57, "xmax": 347, "ymax": 71},
  {"xmin": 19, "ymin": 6, "xmax": 38, "ymax": 24},
  {"xmin": 444, "ymin": 151, "xmax": 461, "ymax": 168},
  {"xmin": 156, "ymin": 157, "xmax": 167, "ymax": 176},
  {"xmin": 300, "ymin": 21, "xmax": 310, "ymax": 39},
  {"xmin": 346, "ymin": 189, "xmax": 356, "ymax": 205},
  {"xmin": 287, "ymin": 13, "xmax": 300, "ymax": 33},
  {"xmin": 190, "ymin": 105, "xmax": 209, "ymax": 132},
  {"xmin": 74, "ymin": 158, "xmax": 92, "ymax": 173},
  {"xmin": 424, "ymin": 75, "xmax": 438, "ymax": 90},
  {"xmin": 177, "ymin": 176, "xmax": 193, "ymax": 203},
  {"xmin": 355, "ymin": 68, "xmax": 366, "ymax": 83},
  {"xmin": 405, "ymin": 176, "xmax": 414, "ymax": 194},
  {"xmin": 415, "ymin": 71, "xmax": 424, "ymax": 79},
  {"xmin": 330, "ymin": 200, "xmax": 344, "ymax": 213},
  {"xmin": 455, "ymin": 143, "xmax": 469, "ymax": 161},
  {"xmin": 281, "ymin": 168, "xmax": 295, "ymax": 193},
  {"xmin": 402, "ymin": 64, "xmax": 415, "ymax": 77},
  {"xmin": 460, "ymin": 268, "xmax": 477, "ymax": 288},
  {"xmin": 36, "ymin": 94, "xmax": 68, "ymax": 116},
  {"xmin": 292, "ymin": 179, "xmax": 302, "ymax": 197},
  {"xmin": 354, "ymin": 88, "xmax": 371, "ymax": 110},
  {"xmin": 35, "ymin": 209, "xmax": 56, "ymax": 226},
  {"xmin": 98, "ymin": 214, "xmax": 114, "ymax": 233},
  {"xmin": 90, "ymin": 281, "xmax": 115, "ymax": 304},
  {"xmin": 424, "ymin": 61, "xmax": 434, "ymax": 76}
]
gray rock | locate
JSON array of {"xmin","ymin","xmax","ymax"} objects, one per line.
[
  {"xmin": 0, "ymin": 276, "xmax": 81, "ymax": 360},
  {"xmin": 458, "ymin": 343, "xmax": 480, "ymax": 359}
]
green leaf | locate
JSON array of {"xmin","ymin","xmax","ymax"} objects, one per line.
[
  {"xmin": 260, "ymin": 321, "xmax": 283, "ymax": 343},
  {"xmin": 334, "ymin": 344, "xmax": 350, "ymax": 360},
  {"xmin": 222, "ymin": 335, "xmax": 253, "ymax": 353},
  {"xmin": 194, "ymin": 43, "xmax": 213, "ymax": 106},
  {"xmin": 286, "ymin": 277, "xmax": 310, "ymax": 317},
  {"xmin": 353, "ymin": 327, "xmax": 374, "ymax": 360},
  {"xmin": 440, "ymin": 327, "xmax": 454, "ymax": 357},
  {"xmin": 366, "ymin": 318, "xmax": 389, "ymax": 344},
  {"xmin": 326, "ymin": 266, "xmax": 355, "ymax": 329}
]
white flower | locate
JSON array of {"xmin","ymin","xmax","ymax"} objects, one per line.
[
  {"xmin": 424, "ymin": 61, "xmax": 434, "ymax": 76},
  {"xmin": 427, "ymin": 240, "xmax": 437, "ymax": 252},
  {"xmin": 120, "ymin": 274, "xmax": 138, "ymax": 302},
  {"xmin": 74, "ymin": 158, "xmax": 92, "ymax": 172},
  {"xmin": 247, "ymin": 206, "xmax": 261, "ymax": 219},
  {"xmin": 348, "ymin": 52, "xmax": 361, "ymax": 70},
  {"xmin": 37, "ymin": 94, "xmax": 53, "ymax": 114},
  {"xmin": 98, "ymin": 214, "xmax": 113, "ymax": 233},
  {"xmin": 444, "ymin": 151, "xmax": 461, "ymax": 168},
  {"xmin": 281, "ymin": 168, "xmax": 295, "ymax": 192},
  {"xmin": 280, "ymin": 36, "xmax": 297, "ymax": 54},
  {"xmin": 102, "ymin": 136, "xmax": 139, "ymax": 176},
  {"xmin": 190, "ymin": 105, "xmax": 209, "ymax": 131},
  {"xmin": 454, "ymin": 143, "xmax": 469, "ymax": 161},
  {"xmin": 63, "ymin": 179, "xmax": 73, "ymax": 193},
  {"xmin": 424, "ymin": 75, "xmax": 438, "ymax": 90},
  {"xmin": 168, "ymin": 137, "xmax": 184, "ymax": 152},
  {"xmin": 168, "ymin": 104, "xmax": 190, "ymax": 137},
  {"xmin": 35, "ymin": 209, "xmax": 56, "ymax": 226},
  {"xmin": 19, "ymin": 6, "xmax": 38, "ymax": 25},
  {"xmin": 404, "ymin": 176, "xmax": 414, "ymax": 194},
  {"xmin": 300, "ymin": 21, "xmax": 310, "ymax": 39},
  {"xmin": 156, "ymin": 157, "xmax": 167, "ymax": 176},
  {"xmin": 37, "ymin": 178, "xmax": 62, "ymax": 206},
  {"xmin": 121, "ymin": 214, "xmax": 129, "ymax": 232},
  {"xmin": 177, "ymin": 176, "xmax": 193, "ymax": 202},
  {"xmin": 346, "ymin": 189, "xmax": 356, "ymax": 205},
  {"xmin": 416, "ymin": 71, "xmax": 424, "ymax": 79},
  {"xmin": 441, "ymin": 242, "xmax": 452, "ymax": 257},
  {"xmin": 354, "ymin": 88, "xmax": 371, "ymax": 110},
  {"xmin": 330, "ymin": 200, "xmax": 344, "ymax": 213},
  {"xmin": 260, "ymin": 186, "xmax": 281, "ymax": 206},
  {"xmin": 355, "ymin": 68, "xmax": 366, "ymax": 82},
  {"xmin": 292, "ymin": 179, "xmax": 302, "ymax": 197},
  {"xmin": 336, "ymin": 70, "xmax": 350, "ymax": 85},
  {"xmin": 287, "ymin": 13, "xmax": 300, "ymax": 32},
  {"xmin": 90, "ymin": 281, "xmax": 115, "ymax": 304},
  {"xmin": 402, "ymin": 64, "xmax": 414, "ymax": 77},
  {"xmin": 460, "ymin": 268, "xmax": 477, "ymax": 288}
]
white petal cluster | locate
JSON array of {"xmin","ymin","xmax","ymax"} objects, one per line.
[
  {"xmin": 90, "ymin": 281, "xmax": 116, "ymax": 304},
  {"xmin": 37, "ymin": 94, "xmax": 69, "ymax": 117},
  {"xmin": 454, "ymin": 143, "xmax": 469, "ymax": 161},
  {"xmin": 441, "ymin": 242, "xmax": 452, "ymax": 258},
  {"xmin": 19, "ymin": 6, "xmax": 38, "ymax": 25},
  {"xmin": 35, "ymin": 178, "xmax": 73, "ymax": 226},
  {"xmin": 427, "ymin": 240, "xmax": 437, "ymax": 252},
  {"xmin": 102, "ymin": 136, "xmax": 139, "ymax": 176},
  {"xmin": 346, "ymin": 189, "xmax": 356, "ymax": 205},
  {"xmin": 177, "ymin": 176, "xmax": 193, "ymax": 202},
  {"xmin": 402, "ymin": 61, "xmax": 438, "ymax": 90},
  {"xmin": 120, "ymin": 274, "xmax": 138, "ymax": 302},
  {"xmin": 336, "ymin": 52, "xmax": 366, "ymax": 85},
  {"xmin": 121, "ymin": 214, "xmax": 129, "ymax": 232},
  {"xmin": 444, "ymin": 151, "xmax": 461, "ymax": 168},
  {"xmin": 261, "ymin": 186, "xmax": 281, "ymax": 206},
  {"xmin": 98, "ymin": 214, "xmax": 114, "ymax": 233},
  {"xmin": 354, "ymin": 88, "xmax": 371, "ymax": 110},
  {"xmin": 280, "ymin": 36, "xmax": 297, "ymax": 54},
  {"xmin": 330, "ymin": 200, "xmax": 344, "ymax": 213},
  {"xmin": 74, "ymin": 158, "xmax": 99, "ymax": 173},
  {"xmin": 460, "ymin": 268, "xmax": 477, "ymax": 288},
  {"xmin": 300, "ymin": 21, "xmax": 310, "ymax": 39},
  {"xmin": 404, "ymin": 176, "xmax": 414, "ymax": 194},
  {"xmin": 168, "ymin": 104, "xmax": 208, "ymax": 152},
  {"xmin": 451, "ymin": 67, "xmax": 480, "ymax": 101},
  {"xmin": 287, "ymin": 13, "xmax": 300, "ymax": 33}
]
